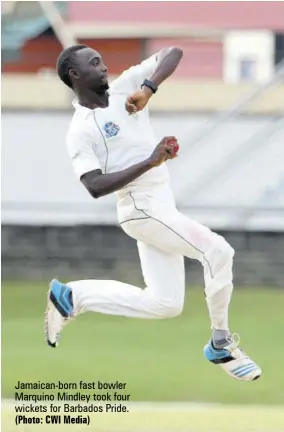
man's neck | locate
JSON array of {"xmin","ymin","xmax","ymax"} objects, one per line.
[{"xmin": 76, "ymin": 88, "xmax": 109, "ymax": 109}]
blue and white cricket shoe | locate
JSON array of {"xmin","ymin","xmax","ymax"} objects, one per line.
[
  {"xmin": 204, "ymin": 334, "xmax": 261, "ymax": 381},
  {"xmin": 44, "ymin": 279, "xmax": 74, "ymax": 348}
]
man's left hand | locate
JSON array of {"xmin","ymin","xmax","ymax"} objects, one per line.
[{"xmin": 125, "ymin": 88, "xmax": 153, "ymax": 115}]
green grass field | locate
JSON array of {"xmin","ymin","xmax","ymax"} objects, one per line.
[
  {"xmin": 2, "ymin": 281, "xmax": 284, "ymax": 431},
  {"xmin": 2, "ymin": 281, "xmax": 284, "ymax": 406}
]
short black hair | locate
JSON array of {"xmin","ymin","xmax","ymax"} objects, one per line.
[{"xmin": 56, "ymin": 44, "xmax": 88, "ymax": 89}]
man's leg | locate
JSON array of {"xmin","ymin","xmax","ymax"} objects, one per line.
[
  {"xmin": 121, "ymin": 206, "xmax": 233, "ymax": 335},
  {"xmin": 120, "ymin": 203, "xmax": 261, "ymax": 381},
  {"xmin": 69, "ymin": 243, "xmax": 184, "ymax": 319},
  {"xmin": 45, "ymin": 241, "xmax": 184, "ymax": 346}
]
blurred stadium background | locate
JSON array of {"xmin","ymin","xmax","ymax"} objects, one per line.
[{"xmin": 1, "ymin": 2, "xmax": 284, "ymax": 431}]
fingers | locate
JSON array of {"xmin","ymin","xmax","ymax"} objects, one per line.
[
  {"xmin": 125, "ymin": 105, "xmax": 137, "ymax": 115},
  {"xmin": 125, "ymin": 98, "xmax": 138, "ymax": 115},
  {"xmin": 125, "ymin": 91, "xmax": 149, "ymax": 115},
  {"xmin": 163, "ymin": 138, "xmax": 179, "ymax": 161},
  {"xmin": 161, "ymin": 136, "xmax": 178, "ymax": 145},
  {"xmin": 164, "ymin": 145, "xmax": 178, "ymax": 159},
  {"xmin": 126, "ymin": 106, "xmax": 137, "ymax": 115}
]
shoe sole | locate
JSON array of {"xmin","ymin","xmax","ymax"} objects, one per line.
[
  {"xmin": 44, "ymin": 296, "xmax": 58, "ymax": 348},
  {"xmin": 44, "ymin": 282, "xmax": 74, "ymax": 348},
  {"xmin": 44, "ymin": 282, "xmax": 62, "ymax": 348}
]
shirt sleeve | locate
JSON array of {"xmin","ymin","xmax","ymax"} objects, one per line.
[
  {"xmin": 66, "ymin": 127, "xmax": 101, "ymax": 180},
  {"xmin": 111, "ymin": 52, "xmax": 160, "ymax": 93}
]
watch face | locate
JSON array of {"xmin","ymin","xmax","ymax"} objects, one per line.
[{"xmin": 143, "ymin": 80, "xmax": 157, "ymax": 93}]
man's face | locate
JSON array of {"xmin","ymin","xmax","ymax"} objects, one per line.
[{"xmin": 70, "ymin": 48, "xmax": 109, "ymax": 92}]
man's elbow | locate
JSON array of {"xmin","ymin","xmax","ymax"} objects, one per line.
[
  {"xmin": 83, "ymin": 182, "xmax": 103, "ymax": 199},
  {"xmin": 88, "ymin": 187, "xmax": 102, "ymax": 199},
  {"xmin": 81, "ymin": 172, "xmax": 105, "ymax": 199},
  {"xmin": 172, "ymin": 47, "xmax": 183, "ymax": 58},
  {"xmin": 167, "ymin": 46, "xmax": 183, "ymax": 60},
  {"xmin": 159, "ymin": 46, "xmax": 183, "ymax": 60}
]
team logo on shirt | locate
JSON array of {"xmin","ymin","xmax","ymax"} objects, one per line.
[{"xmin": 103, "ymin": 122, "xmax": 120, "ymax": 138}]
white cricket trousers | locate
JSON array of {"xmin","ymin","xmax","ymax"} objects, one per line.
[{"xmin": 69, "ymin": 185, "xmax": 235, "ymax": 330}]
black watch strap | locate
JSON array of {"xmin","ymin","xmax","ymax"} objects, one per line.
[{"xmin": 141, "ymin": 79, "xmax": 158, "ymax": 94}]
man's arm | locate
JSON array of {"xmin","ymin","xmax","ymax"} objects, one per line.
[
  {"xmin": 150, "ymin": 47, "xmax": 183, "ymax": 87},
  {"xmin": 81, "ymin": 160, "xmax": 152, "ymax": 199},
  {"xmin": 125, "ymin": 47, "xmax": 183, "ymax": 114},
  {"xmin": 81, "ymin": 137, "xmax": 179, "ymax": 199}
]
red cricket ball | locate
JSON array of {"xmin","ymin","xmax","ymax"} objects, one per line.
[{"xmin": 167, "ymin": 139, "xmax": 179, "ymax": 154}]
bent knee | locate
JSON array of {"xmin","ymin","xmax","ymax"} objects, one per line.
[
  {"xmin": 157, "ymin": 301, "xmax": 183, "ymax": 319},
  {"xmin": 205, "ymin": 237, "xmax": 234, "ymax": 275},
  {"xmin": 221, "ymin": 239, "xmax": 235, "ymax": 258},
  {"xmin": 215, "ymin": 237, "xmax": 235, "ymax": 261}
]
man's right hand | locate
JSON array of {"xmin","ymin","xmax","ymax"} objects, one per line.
[{"xmin": 148, "ymin": 137, "xmax": 179, "ymax": 167}]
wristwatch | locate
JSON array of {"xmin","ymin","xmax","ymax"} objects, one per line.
[{"xmin": 141, "ymin": 79, "xmax": 158, "ymax": 94}]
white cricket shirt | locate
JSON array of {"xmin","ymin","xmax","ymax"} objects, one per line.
[{"xmin": 66, "ymin": 53, "xmax": 170, "ymax": 199}]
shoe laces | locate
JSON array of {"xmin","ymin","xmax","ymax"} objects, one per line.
[
  {"xmin": 225, "ymin": 333, "xmax": 249, "ymax": 359},
  {"xmin": 226, "ymin": 332, "xmax": 240, "ymax": 346}
]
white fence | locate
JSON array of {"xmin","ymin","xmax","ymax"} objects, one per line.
[{"xmin": 2, "ymin": 111, "xmax": 284, "ymax": 230}]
